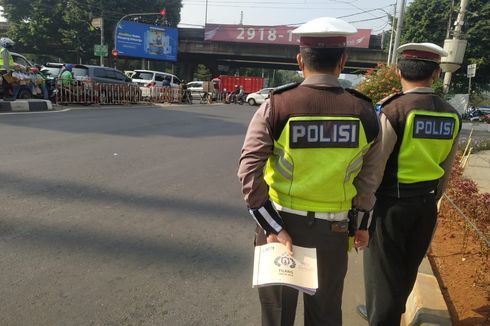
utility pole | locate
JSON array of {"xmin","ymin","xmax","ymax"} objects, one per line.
[
  {"xmin": 240, "ymin": 11, "xmax": 243, "ymax": 25},
  {"xmin": 100, "ymin": 16, "xmax": 104, "ymax": 66},
  {"xmin": 441, "ymin": 0, "xmax": 469, "ymax": 94},
  {"xmin": 387, "ymin": 0, "xmax": 397, "ymax": 64},
  {"xmin": 391, "ymin": 0, "xmax": 407, "ymax": 64},
  {"xmin": 205, "ymin": 0, "xmax": 208, "ymax": 25}
]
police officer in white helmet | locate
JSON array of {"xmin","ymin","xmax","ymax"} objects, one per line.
[
  {"xmin": 238, "ymin": 17, "xmax": 383, "ymax": 326},
  {"xmin": 356, "ymin": 43, "xmax": 461, "ymax": 325}
]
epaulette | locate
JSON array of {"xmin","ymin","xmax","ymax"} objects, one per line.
[
  {"xmin": 272, "ymin": 82, "xmax": 300, "ymax": 95},
  {"xmin": 345, "ymin": 88, "xmax": 373, "ymax": 103},
  {"xmin": 377, "ymin": 92, "xmax": 404, "ymax": 108}
]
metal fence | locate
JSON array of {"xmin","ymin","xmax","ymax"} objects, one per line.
[{"xmin": 56, "ymin": 81, "xmax": 182, "ymax": 105}]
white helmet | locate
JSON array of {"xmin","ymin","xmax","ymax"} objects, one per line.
[{"xmin": 0, "ymin": 37, "xmax": 15, "ymax": 48}]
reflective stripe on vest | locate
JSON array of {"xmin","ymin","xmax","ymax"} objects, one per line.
[
  {"xmin": 0, "ymin": 47, "xmax": 15, "ymax": 68},
  {"xmin": 264, "ymin": 116, "xmax": 371, "ymax": 212},
  {"xmin": 398, "ymin": 110, "xmax": 460, "ymax": 184}
]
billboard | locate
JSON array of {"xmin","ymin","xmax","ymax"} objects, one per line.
[
  {"xmin": 204, "ymin": 24, "xmax": 371, "ymax": 48},
  {"xmin": 115, "ymin": 21, "xmax": 178, "ymax": 61}
]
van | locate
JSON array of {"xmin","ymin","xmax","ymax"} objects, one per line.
[{"xmin": 131, "ymin": 70, "xmax": 181, "ymax": 88}]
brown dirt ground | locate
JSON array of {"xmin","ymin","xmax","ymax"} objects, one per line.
[{"xmin": 429, "ymin": 201, "xmax": 490, "ymax": 326}]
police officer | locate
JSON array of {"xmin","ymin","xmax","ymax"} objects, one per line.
[
  {"xmin": 358, "ymin": 43, "xmax": 461, "ymax": 325},
  {"xmin": 238, "ymin": 17, "xmax": 383, "ymax": 326},
  {"xmin": 0, "ymin": 37, "xmax": 15, "ymax": 99}
]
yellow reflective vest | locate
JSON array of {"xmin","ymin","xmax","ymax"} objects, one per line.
[{"xmin": 0, "ymin": 47, "xmax": 15, "ymax": 70}]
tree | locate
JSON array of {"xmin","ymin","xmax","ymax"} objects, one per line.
[
  {"xmin": 0, "ymin": 0, "xmax": 182, "ymax": 63},
  {"xmin": 194, "ymin": 64, "xmax": 212, "ymax": 81},
  {"xmin": 401, "ymin": 0, "xmax": 490, "ymax": 92}
]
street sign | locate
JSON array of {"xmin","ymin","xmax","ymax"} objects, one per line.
[
  {"xmin": 467, "ymin": 63, "xmax": 477, "ymax": 78},
  {"xmin": 94, "ymin": 44, "xmax": 108, "ymax": 57},
  {"xmin": 91, "ymin": 18, "xmax": 103, "ymax": 29}
]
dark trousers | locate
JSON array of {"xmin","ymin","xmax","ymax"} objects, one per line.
[
  {"xmin": 363, "ymin": 193, "xmax": 437, "ymax": 326},
  {"xmin": 255, "ymin": 212, "xmax": 348, "ymax": 326}
]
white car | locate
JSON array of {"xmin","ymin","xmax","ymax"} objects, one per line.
[
  {"xmin": 186, "ymin": 81, "xmax": 204, "ymax": 96},
  {"xmin": 246, "ymin": 88, "xmax": 274, "ymax": 106},
  {"xmin": 132, "ymin": 70, "xmax": 181, "ymax": 88}
]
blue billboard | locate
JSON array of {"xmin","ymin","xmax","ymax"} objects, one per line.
[{"xmin": 115, "ymin": 21, "xmax": 178, "ymax": 62}]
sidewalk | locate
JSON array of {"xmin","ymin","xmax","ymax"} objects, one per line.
[{"xmin": 463, "ymin": 149, "xmax": 490, "ymax": 194}]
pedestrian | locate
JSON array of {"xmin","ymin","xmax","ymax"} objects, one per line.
[
  {"xmin": 0, "ymin": 37, "xmax": 16, "ymax": 99},
  {"xmin": 238, "ymin": 17, "xmax": 383, "ymax": 326},
  {"xmin": 357, "ymin": 43, "xmax": 461, "ymax": 325}
]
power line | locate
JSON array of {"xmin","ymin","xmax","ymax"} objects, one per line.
[{"xmin": 348, "ymin": 15, "xmax": 387, "ymax": 23}]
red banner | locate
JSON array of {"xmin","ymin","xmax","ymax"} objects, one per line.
[{"xmin": 204, "ymin": 24, "xmax": 371, "ymax": 48}]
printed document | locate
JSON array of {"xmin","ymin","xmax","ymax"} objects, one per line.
[{"xmin": 252, "ymin": 243, "xmax": 318, "ymax": 295}]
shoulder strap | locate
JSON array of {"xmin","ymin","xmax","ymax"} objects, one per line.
[
  {"xmin": 377, "ymin": 92, "xmax": 404, "ymax": 108},
  {"xmin": 345, "ymin": 88, "xmax": 372, "ymax": 103},
  {"xmin": 272, "ymin": 82, "xmax": 300, "ymax": 95}
]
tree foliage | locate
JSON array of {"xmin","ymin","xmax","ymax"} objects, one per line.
[
  {"xmin": 0, "ymin": 0, "xmax": 182, "ymax": 63},
  {"xmin": 357, "ymin": 64, "xmax": 402, "ymax": 105},
  {"xmin": 402, "ymin": 0, "xmax": 490, "ymax": 91},
  {"xmin": 194, "ymin": 64, "xmax": 212, "ymax": 81}
]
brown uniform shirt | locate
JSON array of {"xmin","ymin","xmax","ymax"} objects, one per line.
[
  {"xmin": 238, "ymin": 74, "xmax": 384, "ymax": 211},
  {"xmin": 375, "ymin": 87, "xmax": 461, "ymax": 199}
]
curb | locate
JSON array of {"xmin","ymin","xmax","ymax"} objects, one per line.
[
  {"xmin": 402, "ymin": 261, "xmax": 452, "ymax": 326},
  {"xmin": 0, "ymin": 100, "xmax": 53, "ymax": 112}
]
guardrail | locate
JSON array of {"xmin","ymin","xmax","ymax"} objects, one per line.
[{"xmin": 56, "ymin": 81, "xmax": 182, "ymax": 105}]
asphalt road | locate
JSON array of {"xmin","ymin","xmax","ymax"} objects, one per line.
[{"xmin": 0, "ymin": 103, "xmax": 367, "ymax": 326}]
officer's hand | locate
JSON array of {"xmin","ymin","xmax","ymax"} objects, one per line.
[
  {"xmin": 267, "ymin": 230, "xmax": 293, "ymax": 256},
  {"xmin": 354, "ymin": 230, "xmax": 369, "ymax": 250}
]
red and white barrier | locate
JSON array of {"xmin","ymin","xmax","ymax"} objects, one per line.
[{"xmin": 56, "ymin": 81, "xmax": 182, "ymax": 105}]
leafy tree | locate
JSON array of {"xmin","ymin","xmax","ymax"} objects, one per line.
[
  {"xmin": 194, "ymin": 64, "xmax": 212, "ymax": 81},
  {"xmin": 357, "ymin": 64, "xmax": 402, "ymax": 104},
  {"xmin": 0, "ymin": 0, "xmax": 182, "ymax": 63},
  {"xmin": 402, "ymin": 0, "xmax": 490, "ymax": 92}
]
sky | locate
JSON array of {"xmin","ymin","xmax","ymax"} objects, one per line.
[{"xmin": 180, "ymin": 0, "xmax": 413, "ymax": 32}]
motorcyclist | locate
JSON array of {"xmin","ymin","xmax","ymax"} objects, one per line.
[
  {"xmin": 237, "ymin": 85, "xmax": 244, "ymax": 103},
  {"xmin": 59, "ymin": 64, "xmax": 74, "ymax": 87},
  {"xmin": 0, "ymin": 37, "xmax": 16, "ymax": 99}
]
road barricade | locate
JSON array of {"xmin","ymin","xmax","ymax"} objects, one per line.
[{"xmin": 56, "ymin": 81, "xmax": 182, "ymax": 105}]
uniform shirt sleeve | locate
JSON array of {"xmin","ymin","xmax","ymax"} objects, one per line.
[
  {"xmin": 353, "ymin": 112, "xmax": 397, "ymax": 210},
  {"xmin": 238, "ymin": 100, "xmax": 274, "ymax": 208}
]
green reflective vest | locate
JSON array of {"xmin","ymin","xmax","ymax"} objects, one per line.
[
  {"xmin": 264, "ymin": 116, "xmax": 371, "ymax": 212},
  {"xmin": 398, "ymin": 110, "xmax": 460, "ymax": 184},
  {"xmin": 0, "ymin": 47, "xmax": 15, "ymax": 70},
  {"xmin": 60, "ymin": 70, "xmax": 74, "ymax": 86}
]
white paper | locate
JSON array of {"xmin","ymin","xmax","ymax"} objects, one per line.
[{"xmin": 252, "ymin": 243, "xmax": 318, "ymax": 295}]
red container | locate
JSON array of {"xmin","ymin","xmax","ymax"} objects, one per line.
[{"xmin": 213, "ymin": 75, "xmax": 265, "ymax": 94}]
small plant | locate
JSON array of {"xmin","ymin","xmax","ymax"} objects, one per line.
[{"xmin": 356, "ymin": 63, "xmax": 402, "ymax": 104}]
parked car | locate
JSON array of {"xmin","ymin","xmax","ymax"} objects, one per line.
[
  {"xmin": 70, "ymin": 64, "xmax": 134, "ymax": 84},
  {"xmin": 186, "ymin": 81, "xmax": 204, "ymax": 96},
  {"xmin": 41, "ymin": 62, "xmax": 64, "ymax": 79},
  {"xmin": 131, "ymin": 70, "xmax": 181, "ymax": 88},
  {"xmin": 245, "ymin": 87, "xmax": 274, "ymax": 106}
]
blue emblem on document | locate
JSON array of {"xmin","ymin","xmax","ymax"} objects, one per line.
[
  {"xmin": 412, "ymin": 116, "xmax": 455, "ymax": 139},
  {"xmin": 289, "ymin": 120, "xmax": 360, "ymax": 148}
]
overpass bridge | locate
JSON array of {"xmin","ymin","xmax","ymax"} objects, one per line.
[{"xmin": 176, "ymin": 28, "xmax": 387, "ymax": 81}]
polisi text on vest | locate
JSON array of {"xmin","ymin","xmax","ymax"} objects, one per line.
[
  {"xmin": 413, "ymin": 116, "xmax": 455, "ymax": 139},
  {"xmin": 290, "ymin": 120, "xmax": 360, "ymax": 148}
]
